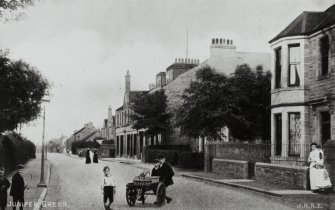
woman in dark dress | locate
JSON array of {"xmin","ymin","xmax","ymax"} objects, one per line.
[
  {"xmin": 85, "ymin": 150, "xmax": 91, "ymax": 164},
  {"xmin": 93, "ymin": 151, "xmax": 99, "ymax": 163}
]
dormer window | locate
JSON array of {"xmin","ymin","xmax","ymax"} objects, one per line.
[
  {"xmin": 288, "ymin": 44, "xmax": 301, "ymax": 87},
  {"xmin": 320, "ymin": 36, "xmax": 330, "ymax": 76}
]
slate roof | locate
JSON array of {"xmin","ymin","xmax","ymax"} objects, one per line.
[
  {"xmin": 116, "ymin": 106, "xmax": 124, "ymax": 111},
  {"xmin": 73, "ymin": 127, "xmax": 85, "ymax": 135},
  {"xmin": 80, "ymin": 130, "xmax": 98, "ymax": 142},
  {"xmin": 270, "ymin": 4, "xmax": 335, "ymax": 43},
  {"xmin": 166, "ymin": 63, "xmax": 198, "ymax": 71}
]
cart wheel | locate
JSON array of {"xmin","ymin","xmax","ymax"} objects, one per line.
[
  {"xmin": 156, "ymin": 182, "xmax": 166, "ymax": 206},
  {"xmin": 126, "ymin": 186, "xmax": 138, "ymax": 206}
]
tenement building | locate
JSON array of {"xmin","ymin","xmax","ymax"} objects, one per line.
[{"xmin": 270, "ymin": 4, "xmax": 335, "ymax": 165}]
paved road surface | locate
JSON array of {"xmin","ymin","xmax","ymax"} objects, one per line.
[{"xmin": 43, "ymin": 153, "xmax": 295, "ymax": 210}]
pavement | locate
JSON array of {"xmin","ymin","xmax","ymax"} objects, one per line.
[
  {"xmin": 47, "ymin": 153, "xmax": 298, "ymax": 210},
  {"xmin": 5, "ymin": 155, "xmax": 51, "ymax": 210}
]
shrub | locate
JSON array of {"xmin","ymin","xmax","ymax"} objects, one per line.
[
  {"xmin": 146, "ymin": 149, "xmax": 178, "ymax": 165},
  {"xmin": 71, "ymin": 141, "xmax": 100, "ymax": 154},
  {"xmin": 178, "ymin": 152, "xmax": 204, "ymax": 169},
  {"xmin": 0, "ymin": 132, "xmax": 36, "ymax": 174}
]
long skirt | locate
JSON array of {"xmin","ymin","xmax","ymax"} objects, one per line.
[
  {"xmin": 86, "ymin": 156, "xmax": 91, "ymax": 164},
  {"xmin": 310, "ymin": 165, "xmax": 332, "ymax": 190}
]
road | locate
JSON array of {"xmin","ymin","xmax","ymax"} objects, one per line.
[{"xmin": 43, "ymin": 153, "xmax": 295, "ymax": 210}]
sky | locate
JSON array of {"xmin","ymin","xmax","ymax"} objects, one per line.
[{"xmin": 0, "ymin": 0, "xmax": 334, "ymax": 145}]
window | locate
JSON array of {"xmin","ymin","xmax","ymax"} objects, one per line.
[
  {"xmin": 288, "ymin": 44, "xmax": 301, "ymax": 86},
  {"xmin": 275, "ymin": 47, "xmax": 282, "ymax": 88},
  {"xmin": 288, "ymin": 113, "xmax": 301, "ymax": 156},
  {"xmin": 275, "ymin": 114, "xmax": 282, "ymax": 156},
  {"xmin": 320, "ymin": 36, "xmax": 330, "ymax": 76}
]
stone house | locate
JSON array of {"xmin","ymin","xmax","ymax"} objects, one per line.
[
  {"xmin": 149, "ymin": 38, "xmax": 270, "ymax": 152},
  {"xmin": 65, "ymin": 122, "xmax": 98, "ymax": 150},
  {"xmin": 101, "ymin": 106, "xmax": 116, "ymax": 142},
  {"xmin": 114, "ymin": 38, "xmax": 270, "ymax": 159},
  {"xmin": 115, "ymin": 70, "xmax": 148, "ymax": 158},
  {"xmin": 270, "ymin": 4, "xmax": 335, "ymax": 166}
]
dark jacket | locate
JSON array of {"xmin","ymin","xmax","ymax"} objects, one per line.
[
  {"xmin": 151, "ymin": 167, "xmax": 160, "ymax": 177},
  {"xmin": 93, "ymin": 153, "xmax": 98, "ymax": 163},
  {"xmin": 0, "ymin": 178, "xmax": 10, "ymax": 207},
  {"xmin": 10, "ymin": 173, "xmax": 25, "ymax": 198},
  {"xmin": 158, "ymin": 162, "xmax": 174, "ymax": 186}
]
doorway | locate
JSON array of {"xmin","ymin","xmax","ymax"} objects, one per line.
[{"xmin": 320, "ymin": 111, "xmax": 331, "ymax": 145}]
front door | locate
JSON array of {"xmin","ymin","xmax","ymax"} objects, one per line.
[{"xmin": 321, "ymin": 111, "xmax": 331, "ymax": 145}]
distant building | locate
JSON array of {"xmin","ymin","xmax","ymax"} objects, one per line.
[
  {"xmin": 269, "ymin": 4, "xmax": 335, "ymax": 165},
  {"xmin": 101, "ymin": 106, "xmax": 116, "ymax": 141},
  {"xmin": 66, "ymin": 122, "xmax": 98, "ymax": 150},
  {"xmin": 115, "ymin": 71, "xmax": 148, "ymax": 158}
]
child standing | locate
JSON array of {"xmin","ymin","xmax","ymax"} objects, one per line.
[{"xmin": 101, "ymin": 166, "xmax": 116, "ymax": 210}]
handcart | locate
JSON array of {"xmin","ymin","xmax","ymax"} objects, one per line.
[{"xmin": 126, "ymin": 176, "xmax": 166, "ymax": 207}]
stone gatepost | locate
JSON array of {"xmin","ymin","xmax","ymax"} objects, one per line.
[
  {"xmin": 204, "ymin": 143, "xmax": 216, "ymax": 172},
  {"xmin": 324, "ymin": 140, "xmax": 335, "ymax": 190},
  {"xmin": 141, "ymin": 146, "xmax": 146, "ymax": 163}
]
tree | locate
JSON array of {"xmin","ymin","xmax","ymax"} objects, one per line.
[
  {"xmin": 228, "ymin": 64, "xmax": 271, "ymax": 141},
  {"xmin": 131, "ymin": 89, "xmax": 172, "ymax": 143},
  {"xmin": 175, "ymin": 65, "xmax": 234, "ymax": 140},
  {"xmin": 0, "ymin": 51, "xmax": 49, "ymax": 133},
  {"xmin": 175, "ymin": 64, "xmax": 271, "ymax": 142},
  {"xmin": 0, "ymin": 0, "xmax": 34, "ymax": 21}
]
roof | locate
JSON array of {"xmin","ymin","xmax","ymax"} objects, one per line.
[
  {"xmin": 73, "ymin": 127, "xmax": 85, "ymax": 135},
  {"xmin": 270, "ymin": 4, "xmax": 335, "ymax": 43},
  {"xmin": 166, "ymin": 63, "xmax": 198, "ymax": 71},
  {"xmin": 80, "ymin": 131, "xmax": 98, "ymax": 142},
  {"xmin": 116, "ymin": 105, "xmax": 123, "ymax": 111}
]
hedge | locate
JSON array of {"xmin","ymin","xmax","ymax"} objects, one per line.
[
  {"xmin": 178, "ymin": 151, "xmax": 204, "ymax": 169},
  {"xmin": 71, "ymin": 141, "xmax": 100, "ymax": 154},
  {"xmin": 0, "ymin": 132, "xmax": 36, "ymax": 174},
  {"xmin": 146, "ymin": 149, "xmax": 178, "ymax": 165}
]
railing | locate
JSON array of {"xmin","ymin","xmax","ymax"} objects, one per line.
[{"xmin": 208, "ymin": 142, "xmax": 317, "ymax": 166}]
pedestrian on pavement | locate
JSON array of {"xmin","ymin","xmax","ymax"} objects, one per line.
[
  {"xmin": 308, "ymin": 143, "xmax": 332, "ymax": 193},
  {"xmin": 10, "ymin": 165, "xmax": 27, "ymax": 210},
  {"xmin": 0, "ymin": 168, "xmax": 10, "ymax": 210},
  {"xmin": 158, "ymin": 154, "xmax": 174, "ymax": 204},
  {"xmin": 85, "ymin": 150, "xmax": 91, "ymax": 164},
  {"xmin": 93, "ymin": 151, "xmax": 99, "ymax": 163},
  {"xmin": 101, "ymin": 166, "xmax": 116, "ymax": 210}
]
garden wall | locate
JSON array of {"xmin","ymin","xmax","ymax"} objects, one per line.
[
  {"xmin": 255, "ymin": 162, "xmax": 309, "ymax": 190},
  {"xmin": 213, "ymin": 158, "xmax": 249, "ymax": 179}
]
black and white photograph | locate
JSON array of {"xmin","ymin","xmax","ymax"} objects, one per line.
[{"xmin": 0, "ymin": 0, "xmax": 335, "ymax": 209}]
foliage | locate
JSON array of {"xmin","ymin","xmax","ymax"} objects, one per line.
[
  {"xmin": 0, "ymin": 0, "xmax": 34, "ymax": 21},
  {"xmin": 0, "ymin": 51, "xmax": 49, "ymax": 133},
  {"xmin": 145, "ymin": 149, "xmax": 178, "ymax": 165},
  {"xmin": 175, "ymin": 65, "xmax": 234, "ymax": 140},
  {"xmin": 175, "ymin": 64, "xmax": 271, "ymax": 141},
  {"xmin": 178, "ymin": 151, "xmax": 204, "ymax": 169},
  {"xmin": 48, "ymin": 141, "xmax": 64, "ymax": 153},
  {"xmin": 71, "ymin": 140, "xmax": 100, "ymax": 154},
  {"xmin": 0, "ymin": 132, "xmax": 36, "ymax": 173},
  {"xmin": 131, "ymin": 89, "xmax": 172, "ymax": 141}
]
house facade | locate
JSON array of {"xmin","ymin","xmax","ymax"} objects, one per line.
[
  {"xmin": 101, "ymin": 106, "xmax": 116, "ymax": 141},
  {"xmin": 114, "ymin": 38, "xmax": 270, "ymax": 159},
  {"xmin": 270, "ymin": 4, "xmax": 335, "ymax": 165},
  {"xmin": 65, "ymin": 122, "xmax": 98, "ymax": 151},
  {"xmin": 115, "ymin": 71, "xmax": 148, "ymax": 158}
]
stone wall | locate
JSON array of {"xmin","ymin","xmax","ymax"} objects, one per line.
[
  {"xmin": 255, "ymin": 162, "xmax": 309, "ymax": 190},
  {"xmin": 213, "ymin": 158, "xmax": 249, "ymax": 179}
]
